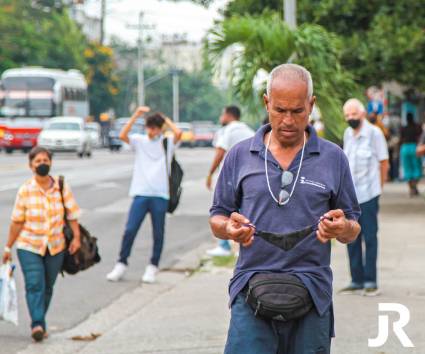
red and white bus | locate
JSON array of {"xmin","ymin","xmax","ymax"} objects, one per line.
[
  {"xmin": 0, "ymin": 67, "xmax": 89, "ymax": 153},
  {"xmin": 0, "ymin": 67, "xmax": 89, "ymax": 118}
]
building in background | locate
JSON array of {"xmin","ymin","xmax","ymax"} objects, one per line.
[{"xmin": 70, "ymin": 5, "xmax": 101, "ymax": 43}]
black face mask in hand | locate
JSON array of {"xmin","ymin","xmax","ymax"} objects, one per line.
[{"xmin": 247, "ymin": 217, "xmax": 332, "ymax": 251}]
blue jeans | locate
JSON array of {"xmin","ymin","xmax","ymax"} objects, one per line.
[
  {"xmin": 347, "ymin": 196, "xmax": 379, "ymax": 288},
  {"xmin": 225, "ymin": 293, "xmax": 331, "ymax": 354},
  {"xmin": 17, "ymin": 249, "xmax": 64, "ymax": 330},
  {"xmin": 119, "ymin": 196, "xmax": 168, "ymax": 267}
]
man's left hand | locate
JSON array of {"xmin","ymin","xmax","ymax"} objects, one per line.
[
  {"xmin": 206, "ymin": 174, "xmax": 213, "ymax": 190},
  {"xmin": 316, "ymin": 209, "xmax": 352, "ymax": 243}
]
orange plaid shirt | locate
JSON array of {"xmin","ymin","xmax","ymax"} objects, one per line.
[{"xmin": 11, "ymin": 176, "xmax": 81, "ymax": 256}]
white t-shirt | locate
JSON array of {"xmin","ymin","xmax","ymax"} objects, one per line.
[
  {"xmin": 215, "ymin": 121, "xmax": 255, "ymax": 151},
  {"xmin": 128, "ymin": 134, "xmax": 175, "ymax": 199},
  {"xmin": 343, "ymin": 120, "xmax": 389, "ymax": 204}
]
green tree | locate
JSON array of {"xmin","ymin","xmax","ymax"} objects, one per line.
[
  {"xmin": 84, "ymin": 43, "xmax": 119, "ymax": 118},
  {"xmin": 0, "ymin": 1, "xmax": 122, "ymax": 121},
  {"xmin": 115, "ymin": 66, "xmax": 227, "ymax": 123},
  {"xmin": 218, "ymin": 0, "xmax": 425, "ymax": 91},
  {"xmin": 0, "ymin": 0, "xmax": 86, "ymax": 73},
  {"xmin": 112, "ymin": 40, "xmax": 227, "ymax": 123},
  {"xmin": 208, "ymin": 13, "xmax": 359, "ymax": 141}
]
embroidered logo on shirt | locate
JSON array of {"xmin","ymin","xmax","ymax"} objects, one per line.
[{"xmin": 300, "ymin": 177, "xmax": 326, "ymax": 190}]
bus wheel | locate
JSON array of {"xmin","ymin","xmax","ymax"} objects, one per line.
[
  {"xmin": 78, "ymin": 152, "xmax": 84, "ymax": 158},
  {"xmin": 5, "ymin": 148, "xmax": 13, "ymax": 154}
]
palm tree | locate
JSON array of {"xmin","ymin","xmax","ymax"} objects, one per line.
[{"xmin": 208, "ymin": 13, "xmax": 360, "ymax": 142}]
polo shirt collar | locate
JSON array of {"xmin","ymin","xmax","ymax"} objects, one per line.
[
  {"xmin": 359, "ymin": 119, "xmax": 372, "ymax": 137},
  {"xmin": 249, "ymin": 123, "xmax": 321, "ymax": 155}
]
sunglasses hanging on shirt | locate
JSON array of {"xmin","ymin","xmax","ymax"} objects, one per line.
[{"xmin": 264, "ymin": 130, "xmax": 306, "ymax": 206}]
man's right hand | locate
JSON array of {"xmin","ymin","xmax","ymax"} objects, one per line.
[
  {"xmin": 2, "ymin": 251, "xmax": 11, "ymax": 264},
  {"xmin": 134, "ymin": 106, "xmax": 150, "ymax": 117},
  {"xmin": 225, "ymin": 212, "xmax": 255, "ymax": 247}
]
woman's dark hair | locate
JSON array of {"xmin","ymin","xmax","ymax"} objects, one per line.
[
  {"xmin": 406, "ymin": 112, "xmax": 415, "ymax": 125},
  {"xmin": 29, "ymin": 146, "xmax": 52, "ymax": 163},
  {"xmin": 145, "ymin": 113, "xmax": 165, "ymax": 129}
]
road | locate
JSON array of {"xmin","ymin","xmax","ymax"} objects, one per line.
[{"xmin": 0, "ymin": 147, "xmax": 216, "ymax": 353}]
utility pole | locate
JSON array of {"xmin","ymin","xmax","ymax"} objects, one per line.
[
  {"xmin": 164, "ymin": 34, "xmax": 187, "ymax": 123},
  {"xmin": 127, "ymin": 12, "xmax": 155, "ymax": 107},
  {"xmin": 172, "ymin": 69, "xmax": 179, "ymax": 123},
  {"xmin": 137, "ymin": 11, "xmax": 145, "ymax": 106},
  {"xmin": 284, "ymin": 0, "xmax": 297, "ymax": 29},
  {"xmin": 100, "ymin": 0, "xmax": 106, "ymax": 44}
]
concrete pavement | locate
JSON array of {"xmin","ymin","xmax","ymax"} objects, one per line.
[
  {"xmin": 0, "ymin": 148, "xmax": 217, "ymax": 353},
  {"xmin": 11, "ymin": 182, "xmax": 425, "ymax": 354}
]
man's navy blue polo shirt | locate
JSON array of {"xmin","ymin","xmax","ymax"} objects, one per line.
[{"xmin": 210, "ymin": 124, "xmax": 360, "ymax": 322}]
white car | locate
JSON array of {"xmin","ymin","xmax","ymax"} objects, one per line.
[
  {"xmin": 86, "ymin": 122, "xmax": 102, "ymax": 148},
  {"xmin": 37, "ymin": 117, "xmax": 92, "ymax": 158}
]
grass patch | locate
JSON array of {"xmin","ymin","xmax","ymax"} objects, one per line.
[{"xmin": 211, "ymin": 255, "xmax": 237, "ymax": 268}]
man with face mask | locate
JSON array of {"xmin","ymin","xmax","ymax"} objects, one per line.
[
  {"xmin": 209, "ymin": 64, "xmax": 361, "ymax": 354},
  {"xmin": 342, "ymin": 98, "xmax": 389, "ymax": 296},
  {"xmin": 107, "ymin": 106, "xmax": 182, "ymax": 283}
]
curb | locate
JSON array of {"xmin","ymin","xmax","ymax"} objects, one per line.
[{"xmin": 17, "ymin": 241, "xmax": 215, "ymax": 354}]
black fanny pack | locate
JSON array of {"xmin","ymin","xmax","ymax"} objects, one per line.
[{"xmin": 245, "ymin": 272, "xmax": 313, "ymax": 322}]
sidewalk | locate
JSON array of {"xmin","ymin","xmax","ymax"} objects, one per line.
[{"xmin": 17, "ymin": 182, "xmax": 425, "ymax": 354}]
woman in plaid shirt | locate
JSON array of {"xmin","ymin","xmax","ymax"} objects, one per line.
[{"xmin": 2, "ymin": 146, "xmax": 81, "ymax": 342}]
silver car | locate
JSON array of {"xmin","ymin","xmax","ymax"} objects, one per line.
[{"xmin": 37, "ymin": 117, "xmax": 92, "ymax": 158}]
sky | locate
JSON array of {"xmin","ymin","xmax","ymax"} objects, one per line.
[{"xmin": 83, "ymin": 0, "xmax": 229, "ymax": 44}]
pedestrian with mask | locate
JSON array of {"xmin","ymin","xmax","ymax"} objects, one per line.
[
  {"xmin": 107, "ymin": 107, "xmax": 182, "ymax": 283},
  {"xmin": 205, "ymin": 105, "xmax": 254, "ymax": 257},
  {"xmin": 342, "ymin": 98, "xmax": 389, "ymax": 296},
  {"xmin": 2, "ymin": 147, "xmax": 81, "ymax": 342},
  {"xmin": 210, "ymin": 64, "xmax": 361, "ymax": 354}
]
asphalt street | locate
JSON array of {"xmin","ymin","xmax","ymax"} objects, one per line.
[{"xmin": 0, "ymin": 147, "xmax": 216, "ymax": 353}]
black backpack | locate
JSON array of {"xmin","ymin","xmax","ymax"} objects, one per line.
[
  {"xmin": 163, "ymin": 138, "xmax": 184, "ymax": 213},
  {"xmin": 59, "ymin": 176, "xmax": 101, "ymax": 275}
]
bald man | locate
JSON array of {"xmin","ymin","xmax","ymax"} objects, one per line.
[
  {"xmin": 342, "ymin": 98, "xmax": 389, "ymax": 297},
  {"xmin": 210, "ymin": 64, "xmax": 361, "ymax": 354}
]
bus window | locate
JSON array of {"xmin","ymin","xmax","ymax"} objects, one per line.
[{"xmin": 3, "ymin": 77, "xmax": 54, "ymax": 90}]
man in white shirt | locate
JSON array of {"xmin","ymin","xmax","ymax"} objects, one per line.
[
  {"xmin": 205, "ymin": 106, "xmax": 255, "ymax": 257},
  {"xmin": 107, "ymin": 106, "xmax": 182, "ymax": 283},
  {"xmin": 342, "ymin": 98, "xmax": 389, "ymax": 296}
]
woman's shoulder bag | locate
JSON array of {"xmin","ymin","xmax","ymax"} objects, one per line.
[{"xmin": 59, "ymin": 176, "xmax": 101, "ymax": 275}]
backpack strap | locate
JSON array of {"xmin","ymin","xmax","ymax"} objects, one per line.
[
  {"xmin": 162, "ymin": 137, "xmax": 170, "ymax": 177},
  {"xmin": 58, "ymin": 175, "xmax": 68, "ymax": 223}
]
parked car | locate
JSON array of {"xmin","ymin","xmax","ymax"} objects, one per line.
[
  {"xmin": 193, "ymin": 123, "xmax": 218, "ymax": 147},
  {"xmin": 108, "ymin": 117, "xmax": 144, "ymax": 151},
  {"xmin": 86, "ymin": 122, "xmax": 102, "ymax": 148},
  {"xmin": 176, "ymin": 122, "xmax": 195, "ymax": 147},
  {"xmin": 0, "ymin": 118, "xmax": 44, "ymax": 154},
  {"xmin": 37, "ymin": 116, "xmax": 92, "ymax": 158}
]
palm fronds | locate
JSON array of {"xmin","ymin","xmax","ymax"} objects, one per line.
[{"xmin": 207, "ymin": 13, "xmax": 360, "ymax": 142}]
